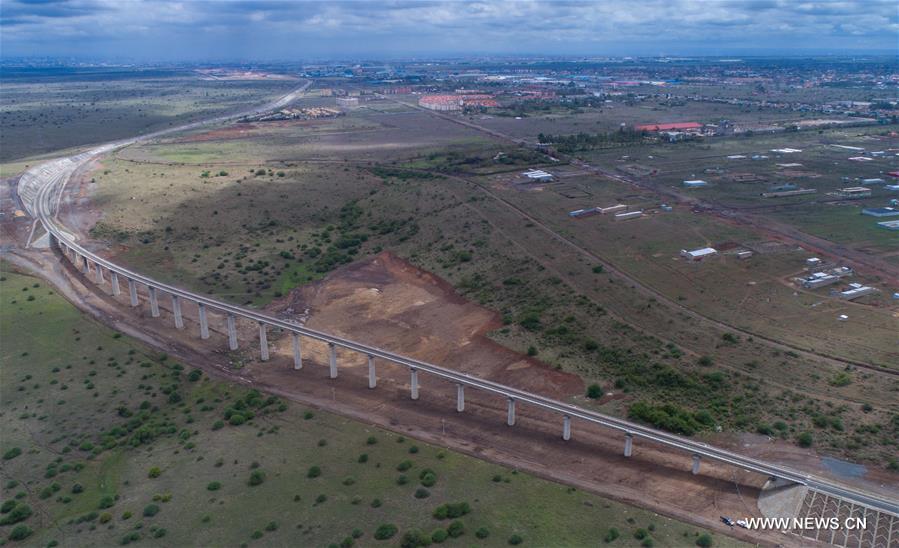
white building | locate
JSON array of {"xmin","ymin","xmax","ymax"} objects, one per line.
[{"xmin": 680, "ymin": 247, "xmax": 718, "ymax": 261}]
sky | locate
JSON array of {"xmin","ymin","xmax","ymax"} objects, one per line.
[{"xmin": 1, "ymin": 0, "xmax": 897, "ymax": 62}]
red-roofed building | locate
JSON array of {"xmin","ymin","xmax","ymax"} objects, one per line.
[{"xmin": 635, "ymin": 122, "xmax": 703, "ymax": 132}]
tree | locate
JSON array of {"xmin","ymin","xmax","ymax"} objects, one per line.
[
  {"xmin": 797, "ymin": 432, "xmax": 813, "ymax": 448},
  {"xmin": 696, "ymin": 533, "xmax": 713, "ymax": 547},
  {"xmin": 586, "ymin": 384, "xmax": 603, "ymax": 399}
]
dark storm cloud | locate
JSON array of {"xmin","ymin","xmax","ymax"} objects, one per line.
[{"xmin": 1, "ymin": 0, "xmax": 896, "ymax": 60}]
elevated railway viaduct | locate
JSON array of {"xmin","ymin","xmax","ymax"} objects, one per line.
[{"xmin": 15, "ymin": 85, "xmax": 899, "ymax": 542}]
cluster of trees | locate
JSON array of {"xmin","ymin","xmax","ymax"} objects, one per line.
[
  {"xmin": 537, "ymin": 129, "xmax": 644, "ymax": 152},
  {"xmin": 627, "ymin": 401, "xmax": 714, "ymax": 436}
]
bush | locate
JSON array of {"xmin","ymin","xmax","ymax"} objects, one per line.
[
  {"xmin": 3, "ymin": 448, "xmax": 22, "ymax": 460},
  {"xmin": 374, "ymin": 524, "xmax": 398, "ymax": 540},
  {"xmin": 307, "ymin": 466, "xmax": 321, "ymax": 478},
  {"xmin": 697, "ymin": 356, "xmax": 713, "ymax": 367},
  {"xmin": 431, "ymin": 529, "xmax": 448, "ymax": 543},
  {"xmin": 526, "ymin": 346, "xmax": 537, "ymax": 356},
  {"xmin": 72, "ymin": 483, "xmax": 84, "ymax": 494},
  {"xmin": 98, "ymin": 496, "xmax": 115, "ymax": 509},
  {"xmin": 143, "ymin": 504, "xmax": 159, "ymax": 517},
  {"xmin": 414, "ymin": 488, "xmax": 430, "ymax": 499},
  {"xmin": 396, "ymin": 460, "xmax": 412, "ymax": 472},
  {"xmin": 265, "ymin": 521, "xmax": 278, "ymax": 531},
  {"xmin": 207, "ymin": 482, "xmax": 221, "ymax": 491},
  {"xmin": 419, "ymin": 469, "xmax": 437, "ymax": 487},
  {"xmin": 586, "ymin": 384, "xmax": 603, "ymax": 399},
  {"xmin": 371, "ymin": 498, "xmax": 382, "ymax": 508},
  {"xmin": 696, "ymin": 533, "xmax": 713, "ymax": 547},
  {"xmin": 400, "ymin": 529, "xmax": 430, "ymax": 548},
  {"xmin": 148, "ymin": 467, "xmax": 161, "ymax": 478},
  {"xmin": 0, "ymin": 504, "xmax": 31, "ymax": 525},
  {"xmin": 433, "ymin": 502, "xmax": 471, "ymax": 520},
  {"xmin": 8, "ymin": 525, "xmax": 32, "ymax": 541},
  {"xmin": 475, "ymin": 528, "xmax": 489, "ymax": 539},
  {"xmin": 508, "ymin": 534, "xmax": 523, "ymax": 545},
  {"xmin": 366, "ymin": 436, "xmax": 378, "ymax": 445},
  {"xmin": 797, "ymin": 432, "xmax": 813, "ymax": 448},
  {"xmin": 634, "ymin": 529, "xmax": 648, "ymax": 540},
  {"xmin": 358, "ymin": 453, "xmax": 368, "ymax": 463},
  {"xmin": 447, "ymin": 521, "xmax": 464, "ymax": 538},
  {"xmin": 604, "ymin": 527, "xmax": 619, "ymax": 542},
  {"xmin": 641, "ymin": 538, "xmax": 654, "ymax": 548},
  {"xmin": 249, "ymin": 470, "xmax": 266, "ymax": 486}
]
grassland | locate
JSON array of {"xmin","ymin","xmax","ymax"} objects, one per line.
[
  {"xmin": 76, "ymin": 105, "xmax": 899, "ymax": 471},
  {"xmin": 0, "ymin": 68, "xmax": 296, "ymax": 162},
  {"xmin": 0, "ymin": 267, "xmax": 736, "ymax": 547}
]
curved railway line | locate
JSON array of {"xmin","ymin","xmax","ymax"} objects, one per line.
[{"xmin": 16, "ymin": 85, "xmax": 899, "ymax": 520}]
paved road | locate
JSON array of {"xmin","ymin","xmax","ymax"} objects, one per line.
[{"xmin": 17, "ymin": 84, "xmax": 899, "ymax": 519}]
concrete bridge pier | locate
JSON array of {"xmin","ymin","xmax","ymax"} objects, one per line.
[
  {"xmin": 258, "ymin": 322, "xmax": 269, "ymax": 361},
  {"xmin": 456, "ymin": 384, "xmax": 465, "ymax": 412},
  {"xmin": 110, "ymin": 271, "xmax": 121, "ymax": 296},
  {"xmin": 292, "ymin": 333, "xmax": 303, "ymax": 370},
  {"xmin": 148, "ymin": 286, "xmax": 160, "ymax": 317},
  {"xmin": 171, "ymin": 295, "xmax": 184, "ymax": 329},
  {"xmin": 128, "ymin": 278, "xmax": 139, "ymax": 307},
  {"xmin": 367, "ymin": 355, "xmax": 376, "ymax": 388},
  {"xmin": 507, "ymin": 398, "xmax": 516, "ymax": 426},
  {"xmin": 410, "ymin": 368, "xmax": 419, "ymax": 400},
  {"xmin": 328, "ymin": 343, "xmax": 338, "ymax": 379},
  {"xmin": 95, "ymin": 264, "xmax": 104, "ymax": 284},
  {"xmin": 198, "ymin": 303, "xmax": 209, "ymax": 339},
  {"xmin": 227, "ymin": 314, "xmax": 238, "ymax": 350},
  {"xmin": 624, "ymin": 433, "xmax": 633, "ymax": 457},
  {"xmin": 562, "ymin": 415, "xmax": 571, "ymax": 441},
  {"xmin": 82, "ymin": 256, "xmax": 91, "ymax": 275},
  {"xmin": 692, "ymin": 454, "xmax": 701, "ymax": 475}
]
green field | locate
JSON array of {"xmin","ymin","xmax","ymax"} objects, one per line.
[{"xmin": 0, "ymin": 268, "xmax": 740, "ymax": 547}]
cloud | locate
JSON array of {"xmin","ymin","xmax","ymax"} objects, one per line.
[{"xmin": 1, "ymin": 0, "xmax": 896, "ymax": 60}]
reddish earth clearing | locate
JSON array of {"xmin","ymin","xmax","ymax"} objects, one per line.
[{"xmin": 267, "ymin": 251, "xmax": 583, "ymax": 398}]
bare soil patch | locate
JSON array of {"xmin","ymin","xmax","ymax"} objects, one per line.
[{"xmin": 268, "ymin": 251, "xmax": 583, "ymax": 399}]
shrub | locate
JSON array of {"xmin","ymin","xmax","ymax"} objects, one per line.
[
  {"xmin": 8, "ymin": 525, "xmax": 32, "ymax": 541},
  {"xmin": 586, "ymin": 384, "xmax": 603, "ymax": 399},
  {"xmin": 396, "ymin": 475, "xmax": 408, "ymax": 485},
  {"xmin": 148, "ymin": 467, "xmax": 161, "ymax": 478},
  {"xmin": 72, "ymin": 483, "xmax": 84, "ymax": 494},
  {"xmin": 187, "ymin": 369, "xmax": 202, "ymax": 382},
  {"xmin": 207, "ymin": 482, "xmax": 221, "ymax": 491},
  {"xmin": 3, "ymin": 448, "xmax": 22, "ymax": 460},
  {"xmin": 307, "ymin": 466, "xmax": 321, "ymax": 479},
  {"xmin": 697, "ymin": 356, "xmax": 713, "ymax": 367},
  {"xmin": 396, "ymin": 460, "xmax": 412, "ymax": 472},
  {"xmin": 265, "ymin": 521, "xmax": 278, "ymax": 531},
  {"xmin": 371, "ymin": 498, "xmax": 382, "ymax": 508},
  {"xmin": 641, "ymin": 538, "xmax": 654, "ymax": 548},
  {"xmin": 432, "ymin": 502, "xmax": 471, "ymax": 520},
  {"xmin": 431, "ymin": 529, "xmax": 448, "ymax": 543},
  {"xmin": 604, "ymin": 528, "xmax": 619, "ymax": 542},
  {"xmin": 143, "ymin": 504, "xmax": 159, "ymax": 517},
  {"xmin": 366, "ymin": 436, "xmax": 378, "ymax": 445},
  {"xmin": 374, "ymin": 524, "xmax": 398, "ymax": 540},
  {"xmin": 475, "ymin": 528, "xmax": 489, "ymax": 539},
  {"xmin": 98, "ymin": 496, "xmax": 115, "ymax": 509},
  {"xmin": 592, "ymin": 265, "xmax": 604, "ymax": 273},
  {"xmin": 408, "ymin": 446, "xmax": 419, "ymax": 454},
  {"xmin": 419, "ymin": 469, "xmax": 437, "ymax": 487},
  {"xmin": 526, "ymin": 346, "xmax": 537, "ymax": 356},
  {"xmin": 634, "ymin": 529, "xmax": 648, "ymax": 540},
  {"xmin": 400, "ymin": 530, "xmax": 430, "ymax": 548},
  {"xmin": 1, "ymin": 500, "xmax": 16, "ymax": 513},
  {"xmin": 414, "ymin": 488, "xmax": 430, "ymax": 499},
  {"xmin": 508, "ymin": 534, "xmax": 523, "ymax": 545},
  {"xmin": 358, "ymin": 453, "xmax": 368, "ymax": 463},
  {"xmin": 0, "ymin": 504, "xmax": 31, "ymax": 525},
  {"xmin": 696, "ymin": 533, "xmax": 713, "ymax": 547},
  {"xmin": 797, "ymin": 432, "xmax": 813, "ymax": 448},
  {"xmin": 315, "ymin": 494, "xmax": 327, "ymax": 504},
  {"xmin": 249, "ymin": 470, "xmax": 266, "ymax": 486},
  {"xmin": 251, "ymin": 531, "xmax": 263, "ymax": 539},
  {"xmin": 447, "ymin": 521, "xmax": 464, "ymax": 538}
]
